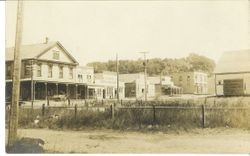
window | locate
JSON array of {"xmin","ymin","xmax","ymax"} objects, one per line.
[
  {"xmin": 69, "ymin": 67, "xmax": 73, "ymax": 79},
  {"xmin": 87, "ymin": 75, "xmax": 92, "ymax": 80},
  {"xmin": 37, "ymin": 63, "xmax": 42, "ymax": 77},
  {"xmin": 48, "ymin": 65, "xmax": 53, "ymax": 78},
  {"xmin": 187, "ymin": 75, "xmax": 191, "ymax": 86},
  {"xmin": 195, "ymin": 75, "xmax": 198, "ymax": 82},
  {"xmin": 59, "ymin": 66, "xmax": 63, "ymax": 78},
  {"xmin": 53, "ymin": 50, "xmax": 60, "ymax": 60},
  {"xmin": 6, "ymin": 63, "xmax": 12, "ymax": 78},
  {"xmin": 179, "ymin": 76, "xmax": 183, "ymax": 81},
  {"xmin": 78, "ymin": 74, "xmax": 83, "ymax": 82},
  {"xmin": 24, "ymin": 61, "xmax": 31, "ymax": 76},
  {"xmin": 218, "ymin": 80, "xmax": 222, "ymax": 85}
]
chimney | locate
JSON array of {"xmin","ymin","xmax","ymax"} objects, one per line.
[{"xmin": 44, "ymin": 37, "xmax": 49, "ymax": 44}]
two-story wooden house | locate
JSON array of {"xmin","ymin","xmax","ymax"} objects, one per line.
[{"xmin": 5, "ymin": 40, "xmax": 87, "ymax": 101}]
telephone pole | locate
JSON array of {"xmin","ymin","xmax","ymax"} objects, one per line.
[
  {"xmin": 116, "ymin": 53, "xmax": 119, "ymax": 103},
  {"xmin": 8, "ymin": 0, "xmax": 24, "ymax": 147},
  {"xmin": 139, "ymin": 52, "xmax": 149, "ymax": 101}
]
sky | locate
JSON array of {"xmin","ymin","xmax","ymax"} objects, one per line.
[{"xmin": 6, "ymin": 0, "xmax": 249, "ymax": 66}]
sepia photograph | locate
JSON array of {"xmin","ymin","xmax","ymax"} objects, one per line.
[{"xmin": 3, "ymin": 0, "xmax": 250, "ymax": 154}]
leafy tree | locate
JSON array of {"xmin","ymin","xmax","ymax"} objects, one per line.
[{"xmin": 87, "ymin": 53, "xmax": 215, "ymax": 75}]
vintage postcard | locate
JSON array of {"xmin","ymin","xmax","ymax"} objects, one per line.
[{"xmin": 4, "ymin": 0, "xmax": 250, "ymax": 154}]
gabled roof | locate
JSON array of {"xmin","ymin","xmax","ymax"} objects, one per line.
[
  {"xmin": 214, "ymin": 49, "xmax": 250, "ymax": 74},
  {"xmin": 5, "ymin": 41, "xmax": 78, "ymax": 64}
]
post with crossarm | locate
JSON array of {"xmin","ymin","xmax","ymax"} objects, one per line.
[
  {"xmin": 7, "ymin": 0, "xmax": 24, "ymax": 148},
  {"xmin": 139, "ymin": 52, "xmax": 149, "ymax": 101}
]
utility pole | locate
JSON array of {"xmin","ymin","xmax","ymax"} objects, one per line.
[
  {"xmin": 116, "ymin": 53, "xmax": 119, "ymax": 103},
  {"xmin": 139, "ymin": 52, "xmax": 149, "ymax": 101},
  {"xmin": 8, "ymin": 0, "xmax": 24, "ymax": 147},
  {"xmin": 31, "ymin": 59, "xmax": 34, "ymax": 109}
]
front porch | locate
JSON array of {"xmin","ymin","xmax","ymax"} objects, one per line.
[{"xmin": 5, "ymin": 81, "xmax": 88, "ymax": 101}]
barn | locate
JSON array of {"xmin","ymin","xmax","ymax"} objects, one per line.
[{"xmin": 214, "ymin": 49, "xmax": 250, "ymax": 96}]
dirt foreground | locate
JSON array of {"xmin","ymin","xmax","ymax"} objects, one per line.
[{"xmin": 7, "ymin": 128, "xmax": 250, "ymax": 153}]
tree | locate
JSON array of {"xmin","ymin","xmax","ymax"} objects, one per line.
[{"xmin": 87, "ymin": 53, "xmax": 216, "ymax": 76}]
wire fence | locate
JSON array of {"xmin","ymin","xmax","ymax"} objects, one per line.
[{"xmin": 5, "ymin": 97, "xmax": 250, "ymax": 129}]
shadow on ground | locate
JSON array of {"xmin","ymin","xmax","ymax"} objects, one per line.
[{"xmin": 6, "ymin": 137, "xmax": 45, "ymax": 153}]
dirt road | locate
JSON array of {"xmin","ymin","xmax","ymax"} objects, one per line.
[{"xmin": 9, "ymin": 128, "xmax": 250, "ymax": 153}]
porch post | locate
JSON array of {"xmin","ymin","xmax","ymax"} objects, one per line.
[
  {"xmin": 56, "ymin": 83, "xmax": 58, "ymax": 95},
  {"xmin": 75, "ymin": 84, "xmax": 78, "ymax": 99},
  {"xmin": 33, "ymin": 81, "xmax": 36, "ymax": 100},
  {"xmin": 66, "ymin": 84, "xmax": 69, "ymax": 98},
  {"xmin": 45, "ymin": 82, "xmax": 47, "ymax": 100}
]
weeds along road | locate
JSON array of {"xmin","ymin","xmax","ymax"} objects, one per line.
[{"xmin": 7, "ymin": 128, "xmax": 250, "ymax": 153}]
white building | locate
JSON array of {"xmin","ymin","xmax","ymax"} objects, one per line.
[
  {"xmin": 5, "ymin": 40, "xmax": 88, "ymax": 100},
  {"xmin": 214, "ymin": 49, "xmax": 250, "ymax": 96},
  {"xmin": 88, "ymin": 71, "xmax": 125, "ymax": 100}
]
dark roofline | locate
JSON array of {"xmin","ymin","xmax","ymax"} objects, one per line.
[{"xmin": 215, "ymin": 71, "xmax": 250, "ymax": 75}]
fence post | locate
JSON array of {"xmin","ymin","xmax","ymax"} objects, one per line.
[
  {"xmin": 42, "ymin": 104, "xmax": 45, "ymax": 117},
  {"xmin": 110, "ymin": 104, "xmax": 112, "ymax": 119},
  {"xmin": 86, "ymin": 101, "xmax": 89, "ymax": 111},
  {"xmin": 110, "ymin": 103, "xmax": 115, "ymax": 120},
  {"xmin": 75, "ymin": 104, "xmax": 77, "ymax": 119},
  {"xmin": 201, "ymin": 105, "xmax": 205, "ymax": 128},
  {"xmin": 121, "ymin": 99, "xmax": 123, "ymax": 106},
  {"xmin": 47, "ymin": 98, "xmax": 50, "ymax": 106},
  {"xmin": 153, "ymin": 105, "xmax": 156, "ymax": 125}
]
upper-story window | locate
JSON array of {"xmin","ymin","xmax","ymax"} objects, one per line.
[
  {"xmin": 59, "ymin": 66, "xmax": 63, "ymax": 78},
  {"xmin": 78, "ymin": 74, "xmax": 83, "ymax": 82},
  {"xmin": 69, "ymin": 67, "xmax": 73, "ymax": 79},
  {"xmin": 6, "ymin": 63, "xmax": 12, "ymax": 79},
  {"xmin": 195, "ymin": 75, "xmax": 198, "ymax": 82},
  {"xmin": 218, "ymin": 80, "xmax": 223, "ymax": 85},
  {"xmin": 48, "ymin": 65, "xmax": 53, "ymax": 78},
  {"xmin": 37, "ymin": 63, "xmax": 42, "ymax": 77},
  {"xmin": 187, "ymin": 75, "xmax": 191, "ymax": 86},
  {"xmin": 87, "ymin": 75, "xmax": 92, "ymax": 80},
  {"xmin": 179, "ymin": 76, "xmax": 182, "ymax": 81},
  {"xmin": 24, "ymin": 61, "xmax": 31, "ymax": 76},
  {"xmin": 53, "ymin": 50, "xmax": 60, "ymax": 60}
]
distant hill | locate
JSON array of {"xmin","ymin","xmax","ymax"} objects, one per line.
[{"xmin": 87, "ymin": 53, "xmax": 215, "ymax": 76}]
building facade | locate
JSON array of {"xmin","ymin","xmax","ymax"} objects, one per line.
[
  {"xmin": 171, "ymin": 72, "xmax": 208, "ymax": 94},
  {"xmin": 120, "ymin": 73, "xmax": 153, "ymax": 99},
  {"xmin": 214, "ymin": 50, "xmax": 250, "ymax": 96},
  {"xmin": 88, "ymin": 71, "xmax": 125, "ymax": 100},
  {"xmin": 148, "ymin": 76, "xmax": 182, "ymax": 96},
  {"xmin": 5, "ymin": 41, "xmax": 88, "ymax": 101}
]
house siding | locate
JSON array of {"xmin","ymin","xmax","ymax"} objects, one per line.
[{"xmin": 215, "ymin": 73, "xmax": 250, "ymax": 96}]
